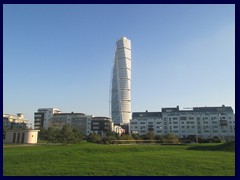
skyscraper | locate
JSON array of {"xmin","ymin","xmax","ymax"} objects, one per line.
[{"xmin": 111, "ymin": 37, "xmax": 131, "ymax": 125}]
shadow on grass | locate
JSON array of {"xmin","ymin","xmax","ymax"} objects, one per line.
[{"xmin": 186, "ymin": 141, "xmax": 235, "ymax": 152}]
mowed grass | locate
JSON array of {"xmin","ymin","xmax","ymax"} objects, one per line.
[{"xmin": 3, "ymin": 142, "xmax": 235, "ymax": 176}]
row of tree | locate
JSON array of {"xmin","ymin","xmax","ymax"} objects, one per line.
[
  {"xmin": 38, "ymin": 125, "xmax": 83, "ymax": 145},
  {"xmin": 87, "ymin": 132, "xmax": 180, "ymax": 144},
  {"xmin": 38, "ymin": 127, "xmax": 230, "ymax": 145},
  {"xmin": 39, "ymin": 126, "xmax": 180, "ymax": 145}
]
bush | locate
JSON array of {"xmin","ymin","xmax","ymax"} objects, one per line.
[
  {"xmin": 38, "ymin": 125, "xmax": 83, "ymax": 145},
  {"xmin": 163, "ymin": 134, "xmax": 180, "ymax": 144},
  {"xmin": 198, "ymin": 137, "xmax": 222, "ymax": 143},
  {"xmin": 87, "ymin": 133, "xmax": 101, "ymax": 143}
]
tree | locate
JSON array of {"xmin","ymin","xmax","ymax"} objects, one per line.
[
  {"xmin": 72, "ymin": 128, "xmax": 83, "ymax": 144},
  {"xmin": 119, "ymin": 134, "xmax": 134, "ymax": 144},
  {"xmin": 87, "ymin": 133, "xmax": 101, "ymax": 143},
  {"xmin": 37, "ymin": 125, "xmax": 83, "ymax": 145},
  {"xmin": 102, "ymin": 132, "xmax": 118, "ymax": 144},
  {"xmin": 58, "ymin": 125, "xmax": 83, "ymax": 145}
]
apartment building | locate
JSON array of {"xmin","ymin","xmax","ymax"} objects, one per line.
[
  {"xmin": 34, "ymin": 108, "xmax": 61, "ymax": 129},
  {"xmin": 49, "ymin": 112, "xmax": 91, "ymax": 135},
  {"xmin": 3, "ymin": 113, "xmax": 28, "ymax": 130},
  {"xmin": 130, "ymin": 105, "xmax": 235, "ymax": 140},
  {"xmin": 87, "ymin": 116, "xmax": 113, "ymax": 136}
]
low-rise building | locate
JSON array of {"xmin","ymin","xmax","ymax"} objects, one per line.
[
  {"xmin": 113, "ymin": 125, "xmax": 125, "ymax": 135},
  {"xmin": 4, "ymin": 129, "xmax": 40, "ymax": 144}
]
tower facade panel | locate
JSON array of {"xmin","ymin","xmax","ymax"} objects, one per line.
[{"xmin": 111, "ymin": 37, "xmax": 131, "ymax": 125}]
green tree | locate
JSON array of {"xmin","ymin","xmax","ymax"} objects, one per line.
[
  {"xmin": 72, "ymin": 128, "xmax": 83, "ymax": 143},
  {"xmin": 119, "ymin": 134, "xmax": 134, "ymax": 144},
  {"xmin": 59, "ymin": 125, "xmax": 78, "ymax": 145},
  {"xmin": 87, "ymin": 133, "xmax": 101, "ymax": 143},
  {"xmin": 45, "ymin": 127, "xmax": 60, "ymax": 143},
  {"xmin": 38, "ymin": 126, "xmax": 83, "ymax": 145},
  {"xmin": 102, "ymin": 132, "xmax": 118, "ymax": 144}
]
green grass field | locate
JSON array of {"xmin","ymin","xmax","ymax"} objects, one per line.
[{"xmin": 3, "ymin": 141, "xmax": 235, "ymax": 176}]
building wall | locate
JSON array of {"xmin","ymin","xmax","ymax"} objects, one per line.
[
  {"xmin": 34, "ymin": 112, "xmax": 44, "ymax": 130},
  {"xmin": 34, "ymin": 108, "xmax": 61, "ymax": 129},
  {"xmin": 130, "ymin": 106, "xmax": 235, "ymax": 140},
  {"xmin": 3, "ymin": 113, "xmax": 28, "ymax": 129},
  {"xmin": 5, "ymin": 130, "xmax": 39, "ymax": 144},
  {"xmin": 111, "ymin": 37, "xmax": 131, "ymax": 125},
  {"xmin": 90, "ymin": 117, "xmax": 113, "ymax": 136},
  {"xmin": 48, "ymin": 113, "xmax": 88, "ymax": 135}
]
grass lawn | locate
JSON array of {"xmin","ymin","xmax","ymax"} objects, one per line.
[{"xmin": 3, "ymin": 141, "xmax": 235, "ymax": 176}]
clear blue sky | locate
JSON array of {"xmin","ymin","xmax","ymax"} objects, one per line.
[{"xmin": 3, "ymin": 4, "xmax": 235, "ymax": 125}]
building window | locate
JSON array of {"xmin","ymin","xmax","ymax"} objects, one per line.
[{"xmin": 180, "ymin": 117, "xmax": 187, "ymax": 120}]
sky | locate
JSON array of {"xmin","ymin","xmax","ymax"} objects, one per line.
[{"xmin": 3, "ymin": 4, "xmax": 235, "ymax": 125}]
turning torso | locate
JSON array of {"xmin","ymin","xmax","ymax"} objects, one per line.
[{"xmin": 111, "ymin": 37, "xmax": 131, "ymax": 125}]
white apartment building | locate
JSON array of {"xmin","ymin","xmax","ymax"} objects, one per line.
[
  {"xmin": 130, "ymin": 105, "xmax": 235, "ymax": 140},
  {"xmin": 34, "ymin": 108, "xmax": 61, "ymax": 129},
  {"xmin": 3, "ymin": 113, "xmax": 28, "ymax": 129}
]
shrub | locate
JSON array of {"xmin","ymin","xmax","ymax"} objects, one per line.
[{"xmin": 87, "ymin": 133, "xmax": 101, "ymax": 143}]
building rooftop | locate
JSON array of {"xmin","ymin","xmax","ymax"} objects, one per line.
[
  {"xmin": 53, "ymin": 112, "xmax": 85, "ymax": 116},
  {"xmin": 132, "ymin": 111, "xmax": 162, "ymax": 118},
  {"xmin": 133, "ymin": 105, "xmax": 234, "ymax": 118},
  {"xmin": 92, "ymin": 116, "xmax": 111, "ymax": 121}
]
